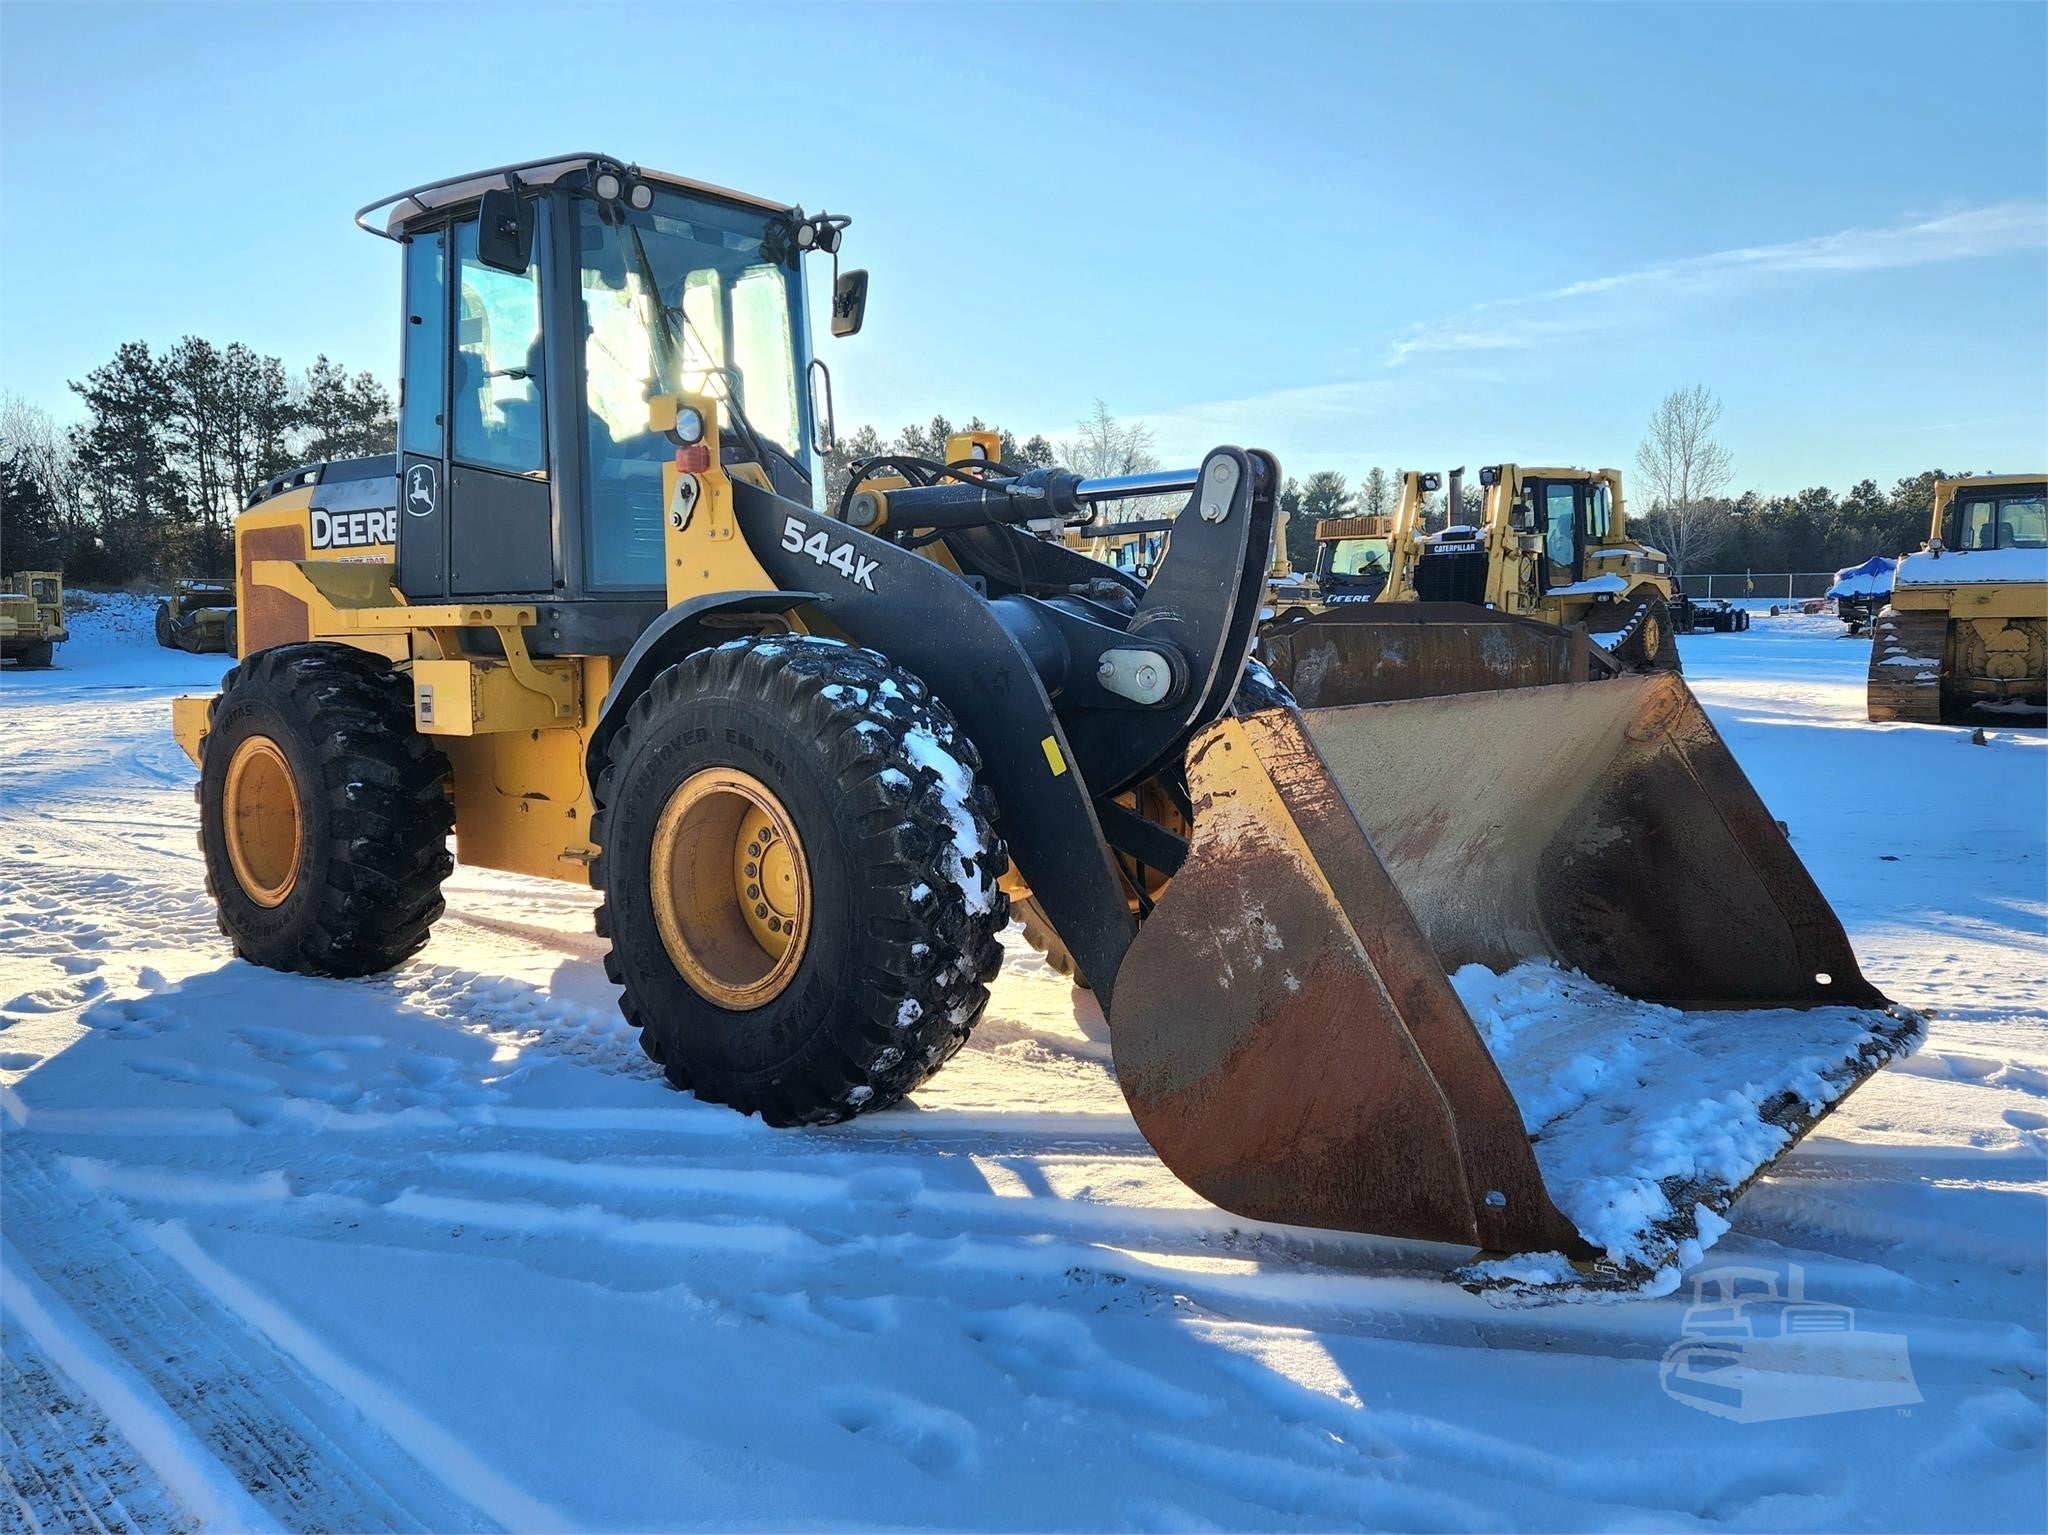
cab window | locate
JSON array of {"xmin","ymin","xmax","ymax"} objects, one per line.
[
  {"xmin": 1954, "ymin": 491, "xmax": 2046, "ymax": 550},
  {"xmin": 1543, "ymin": 482, "xmax": 1577, "ymax": 578},
  {"xmin": 452, "ymin": 211, "xmax": 548, "ymax": 477},
  {"xmin": 1587, "ymin": 483, "xmax": 1612, "ymax": 542},
  {"xmin": 401, "ymin": 230, "xmax": 447, "ymax": 459}
]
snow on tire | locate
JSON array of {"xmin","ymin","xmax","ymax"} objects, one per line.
[{"xmin": 592, "ymin": 636, "xmax": 1009, "ymax": 1126}]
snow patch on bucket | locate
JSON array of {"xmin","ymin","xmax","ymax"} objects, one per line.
[{"xmin": 1450, "ymin": 961, "xmax": 1921, "ymax": 1271}]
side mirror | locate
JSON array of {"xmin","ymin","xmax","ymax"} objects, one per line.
[
  {"xmin": 477, "ymin": 188, "xmax": 535, "ymax": 274},
  {"xmin": 831, "ymin": 269, "xmax": 869, "ymax": 338}
]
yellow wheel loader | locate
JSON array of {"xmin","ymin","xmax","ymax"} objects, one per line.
[
  {"xmin": 1868, "ymin": 475, "xmax": 2046, "ymax": 723},
  {"xmin": 156, "ymin": 578, "xmax": 239, "ymax": 654},
  {"xmin": 169, "ymin": 156, "xmax": 1914, "ymax": 1280},
  {"xmin": 0, "ymin": 570, "xmax": 66, "ymax": 668}
]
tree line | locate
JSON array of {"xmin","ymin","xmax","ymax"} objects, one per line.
[
  {"xmin": 2, "ymin": 338, "xmax": 392, "ymax": 583},
  {"xmin": 1, "ymin": 351, "xmax": 1970, "ymax": 589}
]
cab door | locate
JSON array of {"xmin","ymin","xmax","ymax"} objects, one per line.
[
  {"xmin": 396, "ymin": 207, "xmax": 556, "ymax": 600},
  {"xmin": 1537, "ymin": 480, "xmax": 1581, "ymax": 589}
]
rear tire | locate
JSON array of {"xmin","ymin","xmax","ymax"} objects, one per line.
[
  {"xmin": 155, "ymin": 602, "xmax": 174, "ymax": 648},
  {"xmin": 224, "ymin": 611, "xmax": 239, "ymax": 658},
  {"xmin": 14, "ymin": 640, "xmax": 53, "ymax": 669},
  {"xmin": 199, "ymin": 643, "xmax": 453, "ymax": 975},
  {"xmin": 593, "ymin": 636, "xmax": 1009, "ymax": 1126}
]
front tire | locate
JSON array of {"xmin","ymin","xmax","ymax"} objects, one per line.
[
  {"xmin": 156, "ymin": 602, "xmax": 174, "ymax": 648},
  {"xmin": 199, "ymin": 644, "xmax": 452, "ymax": 975},
  {"xmin": 593, "ymin": 637, "xmax": 1008, "ymax": 1126},
  {"xmin": 14, "ymin": 640, "xmax": 53, "ymax": 669}
]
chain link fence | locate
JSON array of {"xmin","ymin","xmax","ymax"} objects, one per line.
[{"xmin": 1678, "ymin": 572, "xmax": 1840, "ymax": 601}]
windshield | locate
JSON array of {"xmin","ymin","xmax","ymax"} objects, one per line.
[
  {"xmin": 575, "ymin": 184, "xmax": 809, "ymax": 588},
  {"xmin": 1950, "ymin": 488, "xmax": 2047, "ymax": 551},
  {"xmin": 1325, "ymin": 537, "xmax": 1388, "ymax": 578}
]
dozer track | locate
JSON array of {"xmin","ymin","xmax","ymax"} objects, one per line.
[{"xmin": 1867, "ymin": 607, "xmax": 1947, "ymax": 723}]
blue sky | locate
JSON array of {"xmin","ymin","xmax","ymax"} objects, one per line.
[{"xmin": 3, "ymin": 2, "xmax": 2043, "ymax": 493}]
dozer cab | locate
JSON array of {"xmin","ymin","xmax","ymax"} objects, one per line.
[
  {"xmin": 156, "ymin": 577, "xmax": 239, "ymax": 653},
  {"xmin": 1868, "ymin": 475, "xmax": 2046, "ymax": 723},
  {"xmin": 0, "ymin": 570, "xmax": 66, "ymax": 668},
  {"xmin": 169, "ymin": 155, "xmax": 1915, "ymax": 1282},
  {"xmin": 1383, "ymin": 464, "xmax": 1690, "ymax": 671}
]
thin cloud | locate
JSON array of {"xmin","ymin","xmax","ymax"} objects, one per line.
[{"xmin": 1391, "ymin": 202, "xmax": 2048, "ymax": 363}]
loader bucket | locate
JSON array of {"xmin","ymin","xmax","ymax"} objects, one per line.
[
  {"xmin": 1107, "ymin": 673, "xmax": 1919, "ymax": 1272},
  {"xmin": 1258, "ymin": 602, "xmax": 1604, "ymax": 708}
]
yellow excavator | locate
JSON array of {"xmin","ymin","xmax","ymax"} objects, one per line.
[
  {"xmin": 166, "ymin": 155, "xmax": 1913, "ymax": 1280},
  {"xmin": 1868, "ymin": 474, "xmax": 2046, "ymax": 723}
]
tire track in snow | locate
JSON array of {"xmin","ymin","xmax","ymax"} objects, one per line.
[{"xmin": 0, "ymin": 1155, "xmax": 483, "ymax": 1533}]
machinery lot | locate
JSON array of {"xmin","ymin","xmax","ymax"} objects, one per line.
[{"xmin": 2, "ymin": 595, "xmax": 2043, "ymax": 1532}]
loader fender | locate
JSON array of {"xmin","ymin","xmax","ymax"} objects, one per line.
[{"xmin": 585, "ymin": 589, "xmax": 822, "ymax": 787}]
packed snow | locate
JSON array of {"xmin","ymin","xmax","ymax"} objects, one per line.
[
  {"xmin": 2, "ymin": 595, "xmax": 2044, "ymax": 1532},
  {"xmin": 1895, "ymin": 546, "xmax": 2048, "ymax": 587},
  {"xmin": 1543, "ymin": 572, "xmax": 1630, "ymax": 597},
  {"xmin": 1451, "ymin": 961, "xmax": 1917, "ymax": 1271}
]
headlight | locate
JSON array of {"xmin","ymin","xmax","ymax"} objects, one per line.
[
  {"xmin": 674, "ymin": 406, "xmax": 705, "ymax": 445},
  {"xmin": 594, "ymin": 171, "xmax": 623, "ymax": 201},
  {"xmin": 627, "ymin": 181, "xmax": 653, "ymax": 211}
]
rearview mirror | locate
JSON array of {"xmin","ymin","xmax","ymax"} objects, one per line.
[
  {"xmin": 477, "ymin": 188, "xmax": 535, "ymax": 274},
  {"xmin": 831, "ymin": 269, "xmax": 869, "ymax": 338}
]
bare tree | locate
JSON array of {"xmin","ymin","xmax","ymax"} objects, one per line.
[
  {"xmin": 1060, "ymin": 399, "xmax": 1168, "ymax": 521},
  {"xmin": 1634, "ymin": 384, "xmax": 1734, "ymax": 575}
]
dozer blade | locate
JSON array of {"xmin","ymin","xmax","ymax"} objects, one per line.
[{"xmin": 1107, "ymin": 672, "xmax": 1920, "ymax": 1274}]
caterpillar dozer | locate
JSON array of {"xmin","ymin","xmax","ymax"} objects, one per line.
[
  {"xmin": 1868, "ymin": 475, "xmax": 2046, "ymax": 723},
  {"xmin": 168, "ymin": 156, "xmax": 1915, "ymax": 1279},
  {"xmin": 0, "ymin": 570, "xmax": 66, "ymax": 668},
  {"xmin": 1382, "ymin": 464, "xmax": 1690, "ymax": 670}
]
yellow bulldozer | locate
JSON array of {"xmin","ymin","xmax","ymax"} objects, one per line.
[
  {"xmin": 1380, "ymin": 464, "xmax": 1699, "ymax": 669},
  {"xmin": 1868, "ymin": 474, "xmax": 2046, "ymax": 723},
  {"xmin": 0, "ymin": 570, "xmax": 66, "ymax": 668},
  {"xmin": 168, "ymin": 155, "xmax": 1915, "ymax": 1280}
]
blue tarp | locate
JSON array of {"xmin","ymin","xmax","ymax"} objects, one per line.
[{"xmin": 1827, "ymin": 555, "xmax": 1897, "ymax": 598}]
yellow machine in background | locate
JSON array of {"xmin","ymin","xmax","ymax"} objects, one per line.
[
  {"xmin": 1869, "ymin": 474, "xmax": 2047, "ymax": 722},
  {"xmin": 1381, "ymin": 464, "xmax": 1688, "ymax": 671},
  {"xmin": 0, "ymin": 570, "xmax": 66, "ymax": 668},
  {"xmin": 156, "ymin": 578, "xmax": 240, "ymax": 654}
]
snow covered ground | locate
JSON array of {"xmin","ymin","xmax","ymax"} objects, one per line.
[{"xmin": 2, "ymin": 596, "xmax": 2044, "ymax": 1532}]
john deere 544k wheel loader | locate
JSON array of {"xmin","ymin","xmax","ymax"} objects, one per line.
[{"xmin": 171, "ymin": 155, "xmax": 1916, "ymax": 1280}]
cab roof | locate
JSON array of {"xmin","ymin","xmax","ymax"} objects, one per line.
[{"xmin": 354, "ymin": 153, "xmax": 797, "ymax": 240}]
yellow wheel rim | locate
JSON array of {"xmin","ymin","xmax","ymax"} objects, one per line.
[
  {"xmin": 223, "ymin": 735, "xmax": 302, "ymax": 908},
  {"xmin": 1644, "ymin": 613, "xmax": 1663, "ymax": 657},
  {"xmin": 650, "ymin": 768, "xmax": 811, "ymax": 1010}
]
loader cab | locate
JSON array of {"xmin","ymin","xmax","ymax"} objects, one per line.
[{"xmin": 368, "ymin": 156, "xmax": 840, "ymax": 654}]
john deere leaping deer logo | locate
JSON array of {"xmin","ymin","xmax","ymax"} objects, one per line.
[{"xmin": 405, "ymin": 463, "xmax": 437, "ymax": 518}]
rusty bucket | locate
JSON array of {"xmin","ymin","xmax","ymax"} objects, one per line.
[{"xmin": 1106, "ymin": 674, "xmax": 1919, "ymax": 1272}]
